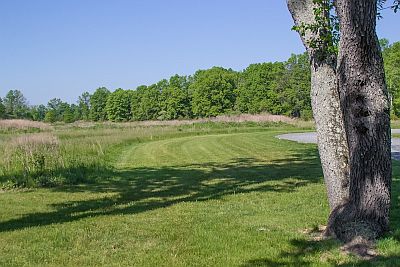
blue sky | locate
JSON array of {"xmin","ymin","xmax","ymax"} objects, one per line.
[{"xmin": 0, "ymin": 0, "xmax": 399, "ymax": 105}]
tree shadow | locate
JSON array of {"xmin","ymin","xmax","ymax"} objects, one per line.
[
  {"xmin": 0, "ymin": 146, "xmax": 323, "ymax": 233},
  {"xmin": 242, "ymin": 238, "xmax": 341, "ymax": 266},
  {"xmin": 241, "ymin": 160, "xmax": 400, "ymax": 266},
  {"xmin": 242, "ymin": 237, "xmax": 400, "ymax": 266}
]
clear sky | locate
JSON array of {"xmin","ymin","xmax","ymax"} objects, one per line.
[{"xmin": 0, "ymin": 0, "xmax": 399, "ymax": 105}]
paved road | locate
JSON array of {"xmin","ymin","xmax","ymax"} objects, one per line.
[{"xmin": 277, "ymin": 129, "xmax": 400, "ymax": 160}]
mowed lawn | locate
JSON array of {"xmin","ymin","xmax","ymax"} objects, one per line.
[{"xmin": 1, "ymin": 130, "xmax": 400, "ymax": 266}]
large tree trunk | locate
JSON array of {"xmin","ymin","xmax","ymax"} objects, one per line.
[
  {"xmin": 287, "ymin": 0, "xmax": 350, "ymax": 209},
  {"xmin": 328, "ymin": 0, "xmax": 392, "ymax": 241}
]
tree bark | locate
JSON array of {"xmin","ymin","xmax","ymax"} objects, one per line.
[
  {"xmin": 328, "ymin": 0, "xmax": 392, "ymax": 241},
  {"xmin": 287, "ymin": 0, "xmax": 350, "ymax": 210}
]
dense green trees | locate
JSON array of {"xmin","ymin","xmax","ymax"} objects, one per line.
[
  {"xmin": 278, "ymin": 53, "xmax": 312, "ymax": 118},
  {"xmin": 44, "ymin": 110, "xmax": 56, "ymax": 123},
  {"xmin": 78, "ymin": 92, "xmax": 91, "ymax": 121},
  {"xmin": 3, "ymin": 90, "xmax": 29, "ymax": 119},
  {"xmin": 1, "ymin": 43, "xmax": 399, "ymax": 123},
  {"xmin": 236, "ymin": 62, "xmax": 285, "ymax": 114},
  {"xmin": 31, "ymin": 105, "xmax": 47, "ymax": 121},
  {"xmin": 46, "ymin": 98, "xmax": 65, "ymax": 121},
  {"xmin": 234, "ymin": 54, "xmax": 311, "ymax": 118},
  {"xmin": 159, "ymin": 75, "xmax": 191, "ymax": 120},
  {"xmin": 0, "ymin": 97, "xmax": 5, "ymax": 118},
  {"xmin": 106, "ymin": 89, "xmax": 132, "ymax": 122},
  {"xmin": 131, "ymin": 84, "xmax": 162, "ymax": 121},
  {"xmin": 191, "ymin": 67, "xmax": 237, "ymax": 117},
  {"xmin": 62, "ymin": 105, "xmax": 75, "ymax": 123},
  {"xmin": 382, "ymin": 41, "xmax": 400, "ymax": 116},
  {"xmin": 90, "ymin": 87, "xmax": 110, "ymax": 121}
]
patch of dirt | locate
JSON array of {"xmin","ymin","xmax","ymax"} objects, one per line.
[
  {"xmin": 301, "ymin": 225, "xmax": 378, "ymax": 260},
  {"xmin": 301, "ymin": 225, "xmax": 328, "ymax": 241},
  {"xmin": 341, "ymin": 236, "xmax": 377, "ymax": 260}
]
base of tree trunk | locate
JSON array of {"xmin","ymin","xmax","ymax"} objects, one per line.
[
  {"xmin": 325, "ymin": 202, "xmax": 388, "ymax": 243},
  {"xmin": 322, "ymin": 203, "xmax": 387, "ymax": 259}
]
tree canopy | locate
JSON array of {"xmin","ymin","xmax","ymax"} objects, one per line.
[
  {"xmin": 90, "ymin": 87, "xmax": 110, "ymax": 121},
  {"xmin": 190, "ymin": 67, "xmax": 237, "ymax": 118}
]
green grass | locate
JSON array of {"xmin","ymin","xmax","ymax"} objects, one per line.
[
  {"xmin": 1, "ymin": 123, "xmax": 400, "ymax": 266},
  {"xmin": 0, "ymin": 122, "xmax": 304, "ymax": 187}
]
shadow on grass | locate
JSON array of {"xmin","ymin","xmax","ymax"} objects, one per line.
[
  {"xmin": 2, "ymin": 142, "xmax": 400, "ymax": 266},
  {"xmin": 0, "ymin": 146, "xmax": 323, "ymax": 233},
  {"xmin": 242, "ymin": 238, "xmax": 400, "ymax": 266},
  {"xmin": 241, "ymin": 160, "xmax": 400, "ymax": 266}
]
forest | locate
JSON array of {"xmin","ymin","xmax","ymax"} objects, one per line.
[{"xmin": 0, "ymin": 40, "xmax": 399, "ymax": 123}]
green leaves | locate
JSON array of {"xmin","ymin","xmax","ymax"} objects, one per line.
[
  {"xmin": 78, "ymin": 92, "xmax": 91, "ymax": 121},
  {"xmin": 382, "ymin": 41, "xmax": 400, "ymax": 117},
  {"xmin": 106, "ymin": 89, "xmax": 133, "ymax": 122},
  {"xmin": 291, "ymin": 0, "xmax": 338, "ymax": 57},
  {"xmin": 293, "ymin": 0, "xmax": 398, "ymax": 55},
  {"xmin": 90, "ymin": 87, "xmax": 110, "ymax": 121},
  {"xmin": 0, "ymin": 97, "xmax": 5, "ymax": 119},
  {"xmin": 236, "ymin": 62, "xmax": 285, "ymax": 114},
  {"xmin": 159, "ymin": 75, "xmax": 191, "ymax": 120},
  {"xmin": 131, "ymin": 84, "xmax": 161, "ymax": 121},
  {"xmin": 3, "ymin": 90, "xmax": 29, "ymax": 119},
  {"xmin": 190, "ymin": 67, "xmax": 237, "ymax": 118},
  {"xmin": 44, "ymin": 110, "xmax": 56, "ymax": 123}
]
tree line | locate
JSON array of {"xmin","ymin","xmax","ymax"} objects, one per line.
[{"xmin": 0, "ymin": 41, "xmax": 398, "ymax": 123}]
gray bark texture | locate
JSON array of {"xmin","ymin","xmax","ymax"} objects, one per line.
[
  {"xmin": 328, "ymin": 0, "xmax": 392, "ymax": 241},
  {"xmin": 287, "ymin": 0, "xmax": 350, "ymax": 210}
]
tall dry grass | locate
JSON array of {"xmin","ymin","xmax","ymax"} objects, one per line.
[
  {"xmin": 0, "ymin": 119, "xmax": 51, "ymax": 133},
  {"xmin": 1, "ymin": 133, "xmax": 63, "ymax": 187},
  {"xmin": 67, "ymin": 113, "xmax": 313, "ymax": 129}
]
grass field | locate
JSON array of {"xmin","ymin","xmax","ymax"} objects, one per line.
[{"xmin": 1, "ymin": 121, "xmax": 400, "ymax": 266}]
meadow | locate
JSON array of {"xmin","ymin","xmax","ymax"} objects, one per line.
[{"xmin": 0, "ymin": 118, "xmax": 400, "ymax": 266}]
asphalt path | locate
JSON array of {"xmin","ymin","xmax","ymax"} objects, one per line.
[{"xmin": 277, "ymin": 129, "xmax": 400, "ymax": 160}]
